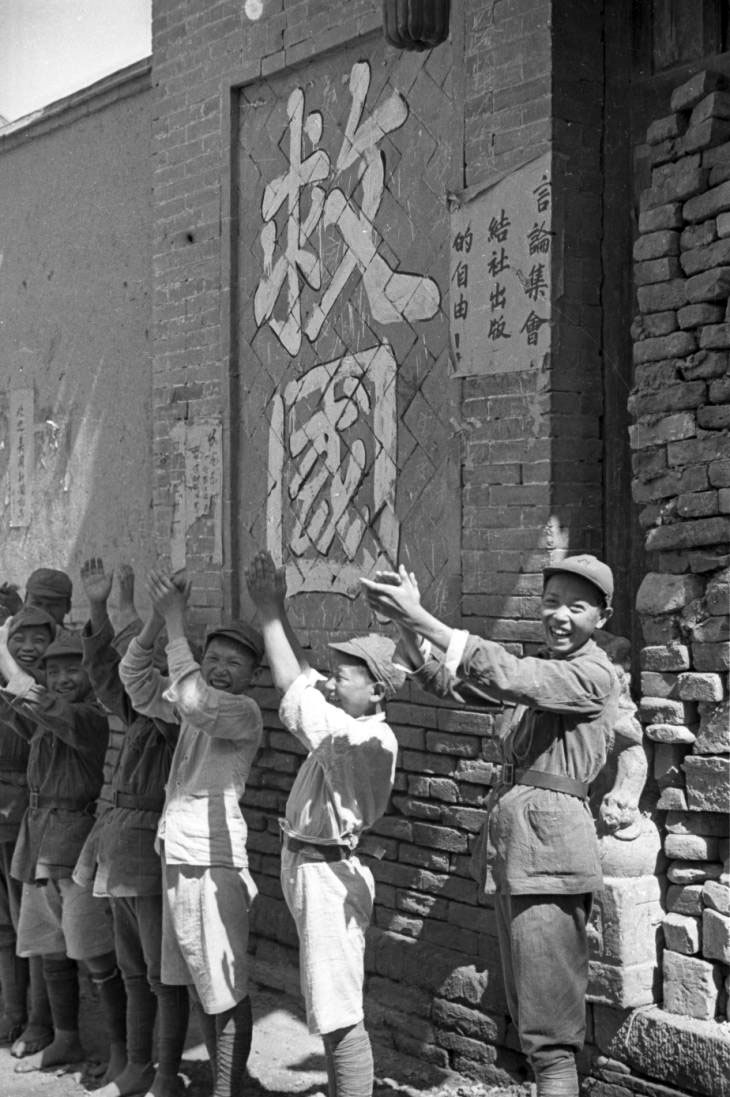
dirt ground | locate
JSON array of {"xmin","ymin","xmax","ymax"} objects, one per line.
[{"xmin": 0, "ymin": 977, "xmax": 527, "ymax": 1097}]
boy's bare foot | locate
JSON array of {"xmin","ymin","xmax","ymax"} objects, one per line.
[
  {"xmin": 14, "ymin": 1028, "xmax": 84, "ymax": 1073},
  {"xmin": 10, "ymin": 1021, "xmax": 54, "ymax": 1057},
  {"xmin": 0, "ymin": 1012, "xmax": 25, "ymax": 1045},
  {"xmin": 94, "ymin": 1060, "xmax": 155, "ymax": 1097},
  {"xmin": 145, "ymin": 1070, "xmax": 185, "ymax": 1097},
  {"xmin": 99, "ymin": 1041, "xmax": 128, "ymax": 1085}
]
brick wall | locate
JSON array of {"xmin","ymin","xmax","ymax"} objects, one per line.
[{"xmin": 629, "ymin": 68, "xmax": 730, "ymax": 1030}]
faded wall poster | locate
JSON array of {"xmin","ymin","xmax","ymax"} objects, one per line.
[{"xmin": 449, "ymin": 152, "xmax": 552, "ymax": 376}]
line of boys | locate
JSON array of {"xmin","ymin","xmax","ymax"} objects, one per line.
[{"xmin": 0, "ymin": 547, "xmax": 623, "ymax": 1097}]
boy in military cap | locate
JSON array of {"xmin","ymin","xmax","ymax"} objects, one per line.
[
  {"xmin": 361, "ymin": 554, "xmax": 622, "ymax": 1097},
  {"xmin": 76, "ymin": 558, "xmax": 188, "ymax": 1097},
  {"xmin": 0, "ymin": 626, "xmax": 126, "ymax": 1078},
  {"xmin": 119, "ymin": 571, "xmax": 264, "ymax": 1097},
  {"xmin": 23, "ymin": 569, "xmax": 73, "ymax": 627},
  {"xmin": 246, "ymin": 550, "xmax": 404, "ymax": 1097},
  {"xmin": 0, "ymin": 608, "xmax": 56, "ymax": 1050}
]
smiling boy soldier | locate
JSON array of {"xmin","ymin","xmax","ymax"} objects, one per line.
[
  {"xmin": 118, "ymin": 571, "xmax": 263, "ymax": 1097},
  {"xmin": 75, "ymin": 558, "xmax": 188, "ymax": 1097},
  {"xmin": 0, "ymin": 623, "xmax": 127, "ymax": 1079},
  {"xmin": 0, "ymin": 608, "xmax": 55, "ymax": 1051},
  {"xmin": 246, "ymin": 550, "xmax": 404, "ymax": 1097},
  {"xmin": 361, "ymin": 555, "xmax": 622, "ymax": 1097}
]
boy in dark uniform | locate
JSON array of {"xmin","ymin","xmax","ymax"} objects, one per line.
[
  {"xmin": 76, "ymin": 557, "xmax": 188, "ymax": 1097},
  {"xmin": 362, "ymin": 555, "xmax": 622, "ymax": 1097},
  {"xmin": 0, "ymin": 624, "xmax": 126, "ymax": 1078},
  {"xmin": 0, "ymin": 608, "xmax": 55, "ymax": 1048},
  {"xmin": 24, "ymin": 569, "xmax": 73, "ymax": 628}
]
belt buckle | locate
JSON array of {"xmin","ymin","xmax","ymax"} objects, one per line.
[
  {"xmin": 502, "ymin": 762, "xmax": 515, "ymax": 786},
  {"xmin": 28, "ymin": 790, "xmax": 39, "ymax": 810}
]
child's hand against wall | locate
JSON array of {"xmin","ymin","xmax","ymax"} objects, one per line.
[
  {"xmin": 81, "ymin": 557, "xmax": 114, "ymax": 606},
  {"xmin": 246, "ymin": 551, "xmax": 285, "ymax": 616},
  {"xmin": 360, "ymin": 564, "xmax": 422, "ymax": 624},
  {"xmin": 145, "ymin": 570, "xmax": 190, "ymax": 621}
]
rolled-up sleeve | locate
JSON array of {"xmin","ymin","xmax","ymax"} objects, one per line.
[{"xmin": 119, "ymin": 636, "xmax": 176, "ymax": 723}]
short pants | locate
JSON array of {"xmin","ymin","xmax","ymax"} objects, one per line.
[
  {"xmin": 281, "ymin": 847, "xmax": 374, "ymax": 1036},
  {"xmin": 16, "ymin": 877, "xmax": 114, "ymax": 960}
]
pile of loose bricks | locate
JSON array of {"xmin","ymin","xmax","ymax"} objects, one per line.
[{"xmin": 631, "ymin": 69, "xmax": 730, "ymax": 1025}]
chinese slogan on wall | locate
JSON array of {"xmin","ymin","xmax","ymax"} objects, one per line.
[{"xmin": 449, "ymin": 152, "xmax": 552, "ymax": 376}]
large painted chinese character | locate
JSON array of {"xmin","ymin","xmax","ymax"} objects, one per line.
[
  {"xmin": 267, "ymin": 344, "xmax": 399, "ymax": 595},
  {"xmin": 254, "ymin": 61, "xmax": 440, "ymax": 355}
]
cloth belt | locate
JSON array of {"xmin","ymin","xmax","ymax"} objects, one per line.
[
  {"xmin": 28, "ymin": 790, "xmax": 95, "ymax": 814},
  {"xmin": 283, "ymin": 834, "xmax": 352, "ymax": 862},
  {"xmin": 501, "ymin": 764, "xmax": 589, "ymax": 800},
  {"xmin": 112, "ymin": 789, "xmax": 164, "ymax": 812}
]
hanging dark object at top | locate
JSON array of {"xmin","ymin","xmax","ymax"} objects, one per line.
[{"xmin": 382, "ymin": 0, "xmax": 450, "ymax": 51}]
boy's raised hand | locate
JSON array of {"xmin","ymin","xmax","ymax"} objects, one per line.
[
  {"xmin": 81, "ymin": 557, "xmax": 114, "ymax": 605},
  {"xmin": 246, "ymin": 551, "xmax": 286, "ymax": 616},
  {"xmin": 360, "ymin": 564, "xmax": 421, "ymax": 625},
  {"xmin": 145, "ymin": 569, "xmax": 190, "ymax": 620}
]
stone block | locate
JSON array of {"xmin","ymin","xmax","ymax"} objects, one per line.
[
  {"xmin": 590, "ymin": 875, "xmax": 663, "ymax": 966},
  {"xmin": 662, "ymin": 949, "xmax": 721, "ymax": 1020},
  {"xmin": 691, "ymin": 90, "xmax": 730, "ymax": 126},
  {"xmin": 706, "ymin": 567, "xmax": 730, "ymax": 613},
  {"xmin": 629, "ymin": 382, "xmax": 705, "ymax": 418},
  {"xmin": 641, "ymin": 643, "xmax": 690, "ymax": 671},
  {"xmin": 671, "ymin": 71, "xmax": 725, "ymax": 113},
  {"xmin": 676, "ymin": 672, "xmax": 725, "ymax": 701},
  {"xmin": 637, "ymin": 280, "xmax": 687, "ymax": 313},
  {"xmin": 677, "ymin": 302, "xmax": 723, "ymax": 328},
  {"xmin": 587, "ymin": 960, "xmax": 660, "ymax": 1010},
  {"xmin": 640, "ymin": 614, "xmax": 682, "ymax": 644},
  {"xmin": 710, "ymin": 375, "xmax": 730, "ymax": 399},
  {"xmin": 632, "ymin": 332, "xmax": 696, "ymax": 365},
  {"xmin": 697, "ymin": 402, "xmax": 730, "ymax": 427},
  {"xmin": 610, "ymin": 1003, "xmax": 730, "ymax": 1097},
  {"xmin": 640, "ymin": 696, "xmax": 698, "ymax": 725},
  {"xmin": 639, "ymin": 202, "xmax": 683, "ymax": 233},
  {"xmin": 633, "ymin": 230, "xmax": 680, "ymax": 261},
  {"xmin": 640, "ymin": 671, "xmax": 678, "ymax": 697},
  {"xmin": 718, "ymin": 210, "xmax": 730, "ymax": 237},
  {"xmin": 703, "ymin": 879, "xmax": 730, "ymax": 915},
  {"xmin": 694, "ymin": 700, "xmax": 730, "ymax": 753},
  {"xmin": 667, "ymin": 860, "xmax": 723, "ymax": 885},
  {"xmin": 700, "ymin": 325, "xmax": 730, "ymax": 353},
  {"xmin": 632, "ymin": 311, "xmax": 677, "ymax": 338},
  {"xmin": 681, "ymin": 117, "xmax": 730, "ymax": 155},
  {"xmin": 677, "ymin": 490, "xmax": 719, "ymax": 518},
  {"xmin": 711, "ymin": 162, "xmax": 730, "ymax": 186},
  {"xmin": 634, "ymin": 257, "xmax": 682, "ymax": 286},
  {"xmin": 662, "ymin": 912, "xmax": 700, "ymax": 953},
  {"xmin": 647, "ymin": 114, "xmax": 688, "ymax": 145},
  {"xmin": 636, "ymin": 572, "xmax": 705, "ymax": 615},
  {"xmin": 644, "ymin": 164, "xmax": 709, "ymax": 210},
  {"xmin": 685, "ymin": 265, "xmax": 730, "ymax": 301},
  {"xmin": 665, "ymin": 834, "xmax": 720, "ymax": 861},
  {"xmin": 646, "ymin": 517, "xmax": 730, "ymax": 553},
  {"xmin": 679, "ymin": 348, "xmax": 730, "ymax": 378},
  {"xmin": 667, "ymin": 883, "xmax": 704, "ymax": 915},
  {"xmin": 684, "ymin": 754, "xmax": 730, "ymax": 810},
  {"xmin": 703, "ymin": 136, "xmax": 730, "ymax": 166},
  {"xmin": 689, "ymin": 548, "xmax": 730, "ymax": 569},
  {"xmin": 645, "ymin": 724, "xmax": 696, "ymax": 744},
  {"xmin": 683, "ymin": 179, "xmax": 730, "ymax": 222},
  {"xmin": 693, "ymin": 641, "xmax": 730, "ymax": 671},
  {"xmin": 702, "ymin": 907, "xmax": 730, "ymax": 962},
  {"xmin": 681, "ymin": 236, "xmax": 730, "ymax": 274},
  {"xmin": 680, "ymin": 219, "xmax": 717, "ymax": 249},
  {"xmin": 657, "ymin": 787, "xmax": 689, "ymax": 810}
]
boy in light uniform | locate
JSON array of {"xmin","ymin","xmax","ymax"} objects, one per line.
[
  {"xmin": 75, "ymin": 558, "xmax": 188, "ymax": 1097},
  {"xmin": 0, "ymin": 625, "xmax": 127, "ymax": 1078},
  {"xmin": 246, "ymin": 550, "xmax": 404, "ymax": 1097},
  {"xmin": 361, "ymin": 555, "xmax": 622, "ymax": 1097},
  {"xmin": 0, "ymin": 608, "xmax": 55, "ymax": 1048},
  {"xmin": 118, "ymin": 571, "xmax": 263, "ymax": 1097}
]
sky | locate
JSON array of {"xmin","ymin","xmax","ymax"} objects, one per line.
[{"xmin": 0, "ymin": 0, "xmax": 151, "ymax": 123}]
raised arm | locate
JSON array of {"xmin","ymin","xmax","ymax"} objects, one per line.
[{"xmin": 246, "ymin": 551, "xmax": 309, "ymax": 694}]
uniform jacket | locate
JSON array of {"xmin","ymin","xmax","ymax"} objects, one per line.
[
  {"xmin": 0, "ymin": 671, "xmax": 109, "ymax": 882},
  {"xmin": 415, "ymin": 634, "xmax": 620, "ymax": 895},
  {"xmin": 74, "ymin": 616, "xmax": 179, "ymax": 896},
  {"xmin": 119, "ymin": 635, "xmax": 262, "ymax": 870}
]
